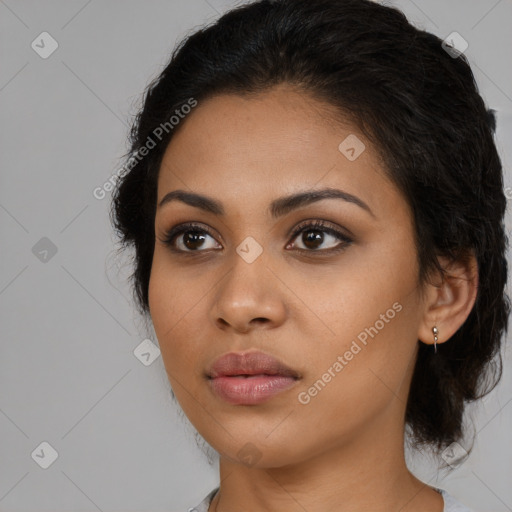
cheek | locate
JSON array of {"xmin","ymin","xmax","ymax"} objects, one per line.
[
  {"xmin": 291, "ymin": 289, "xmax": 419, "ymax": 447},
  {"xmin": 148, "ymin": 255, "xmax": 211, "ymax": 376},
  {"xmin": 148, "ymin": 258, "xmax": 172, "ymax": 336},
  {"xmin": 149, "ymin": 253, "xmax": 197, "ymax": 334},
  {"xmin": 148, "ymin": 269, "xmax": 205, "ymax": 415},
  {"xmin": 296, "ymin": 242, "xmax": 421, "ymax": 390}
]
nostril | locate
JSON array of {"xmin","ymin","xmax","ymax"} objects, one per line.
[{"xmin": 252, "ymin": 318, "xmax": 269, "ymax": 325}]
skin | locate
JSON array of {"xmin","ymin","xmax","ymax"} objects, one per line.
[{"xmin": 148, "ymin": 83, "xmax": 478, "ymax": 512}]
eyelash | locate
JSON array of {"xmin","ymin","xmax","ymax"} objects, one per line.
[{"xmin": 160, "ymin": 220, "xmax": 353, "ymax": 256}]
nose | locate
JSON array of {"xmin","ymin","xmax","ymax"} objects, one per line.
[{"xmin": 209, "ymin": 252, "xmax": 288, "ymax": 334}]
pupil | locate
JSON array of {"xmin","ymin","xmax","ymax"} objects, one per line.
[
  {"xmin": 304, "ymin": 230, "xmax": 323, "ymax": 249},
  {"xmin": 184, "ymin": 231, "xmax": 206, "ymax": 250}
]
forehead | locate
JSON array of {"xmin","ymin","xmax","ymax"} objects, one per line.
[
  {"xmin": 156, "ymin": 85, "xmax": 399, "ymax": 219},
  {"xmin": 163, "ymin": 87, "xmax": 344, "ymax": 165}
]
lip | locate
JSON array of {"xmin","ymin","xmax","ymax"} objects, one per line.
[{"xmin": 207, "ymin": 351, "xmax": 301, "ymax": 405}]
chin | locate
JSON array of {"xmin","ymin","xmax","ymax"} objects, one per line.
[{"xmin": 206, "ymin": 432, "xmax": 309, "ymax": 469}]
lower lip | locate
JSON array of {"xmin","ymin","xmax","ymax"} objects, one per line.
[{"xmin": 208, "ymin": 375, "xmax": 298, "ymax": 405}]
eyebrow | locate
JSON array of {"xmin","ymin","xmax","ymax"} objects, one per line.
[{"xmin": 157, "ymin": 187, "xmax": 375, "ymax": 219}]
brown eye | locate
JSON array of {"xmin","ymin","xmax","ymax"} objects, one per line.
[
  {"xmin": 287, "ymin": 220, "xmax": 353, "ymax": 253},
  {"xmin": 162, "ymin": 223, "xmax": 221, "ymax": 252},
  {"xmin": 298, "ymin": 229, "xmax": 327, "ymax": 250},
  {"xmin": 180, "ymin": 230, "xmax": 208, "ymax": 250},
  {"xmin": 161, "ymin": 219, "xmax": 352, "ymax": 255}
]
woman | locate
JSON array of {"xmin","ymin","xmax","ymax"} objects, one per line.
[{"xmin": 110, "ymin": 0, "xmax": 510, "ymax": 510}]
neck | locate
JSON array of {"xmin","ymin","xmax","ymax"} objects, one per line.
[{"xmin": 209, "ymin": 408, "xmax": 443, "ymax": 512}]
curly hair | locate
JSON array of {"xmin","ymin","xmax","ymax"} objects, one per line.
[{"xmin": 110, "ymin": 0, "xmax": 510, "ymax": 459}]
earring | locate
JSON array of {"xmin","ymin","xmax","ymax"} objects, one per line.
[{"xmin": 432, "ymin": 326, "xmax": 438, "ymax": 353}]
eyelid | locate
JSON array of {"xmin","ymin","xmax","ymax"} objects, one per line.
[
  {"xmin": 159, "ymin": 221, "xmax": 221, "ymax": 248},
  {"xmin": 288, "ymin": 218, "xmax": 354, "ymax": 241}
]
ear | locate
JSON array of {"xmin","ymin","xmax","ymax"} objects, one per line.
[{"xmin": 417, "ymin": 251, "xmax": 479, "ymax": 347}]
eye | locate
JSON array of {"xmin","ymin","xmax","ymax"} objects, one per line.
[
  {"xmin": 286, "ymin": 219, "xmax": 353, "ymax": 254},
  {"xmin": 160, "ymin": 222, "xmax": 221, "ymax": 252},
  {"xmin": 159, "ymin": 219, "xmax": 353, "ymax": 254}
]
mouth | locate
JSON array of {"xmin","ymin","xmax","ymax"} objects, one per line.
[
  {"xmin": 207, "ymin": 351, "xmax": 300, "ymax": 380},
  {"xmin": 206, "ymin": 351, "xmax": 301, "ymax": 405},
  {"xmin": 208, "ymin": 373, "xmax": 299, "ymax": 405},
  {"xmin": 217, "ymin": 373, "xmax": 299, "ymax": 378}
]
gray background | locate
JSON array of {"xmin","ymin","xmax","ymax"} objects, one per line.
[{"xmin": 1, "ymin": 0, "xmax": 511, "ymax": 511}]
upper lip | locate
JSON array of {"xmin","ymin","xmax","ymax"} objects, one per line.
[{"xmin": 207, "ymin": 351, "xmax": 300, "ymax": 379}]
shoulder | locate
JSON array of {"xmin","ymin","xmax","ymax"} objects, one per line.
[
  {"xmin": 187, "ymin": 487, "xmax": 219, "ymax": 512},
  {"xmin": 186, "ymin": 487, "xmax": 473, "ymax": 512},
  {"xmin": 437, "ymin": 488, "xmax": 474, "ymax": 512}
]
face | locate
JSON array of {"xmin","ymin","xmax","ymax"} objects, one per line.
[{"xmin": 149, "ymin": 84, "xmax": 427, "ymax": 467}]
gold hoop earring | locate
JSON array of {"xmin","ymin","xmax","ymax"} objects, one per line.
[{"xmin": 432, "ymin": 326, "xmax": 438, "ymax": 353}]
